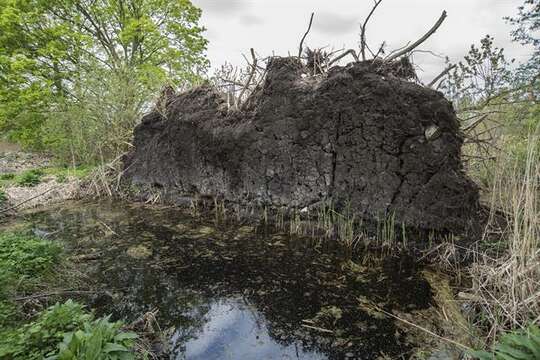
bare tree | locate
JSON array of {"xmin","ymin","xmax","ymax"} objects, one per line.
[{"xmin": 360, "ymin": 0, "xmax": 384, "ymax": 61}]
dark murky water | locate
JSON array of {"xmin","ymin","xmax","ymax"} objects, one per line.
[{"xmin": 8, "ymin": 201, "xmax": 443, "ymax": 359}]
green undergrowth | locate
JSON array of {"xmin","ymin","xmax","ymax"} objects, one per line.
[
  {"xmin": 0, "ymin": 231, "xmax": 63, "ymax": 324},
  {"xmin": 0, "ymin": 231, "xmax": 138, "ymax": 359},
  {"xmin": 0, "ymin": 300, "xmax": 138, "ymax": 360},
  {"xmin": 0, "ymin": 166, "xmax": 93, "ymax": 188},
  {"xmin": 470, "ymin": 324, "xmax": 540, "ymax": 360}
]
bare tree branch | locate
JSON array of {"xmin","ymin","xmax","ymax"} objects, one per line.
[
  {"xmin": 373, "ymin": 41, "xmax": 386, "ymax": 59},
  {"xmin": 360, "ymin": 0, "xmax": 384, "ymax": 61},
  {"xmin": 328, "ymin": 49, "xmax": 359, "ymax": 66},
  {"xmin": 428, "ymin": 64, "xmax": 456, "ymax": 88},
  {"xmin": 298, "ymin": 12, "xmax": 315, "ymax": 58},
  {"xmin": 386, "ymin": 10, "xmax": 448, "ymax": 62},
  {"xmin": 238, "ymin": 48, "xmax": 258, "ymax": 110}
]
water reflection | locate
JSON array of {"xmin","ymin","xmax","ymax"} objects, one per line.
[{"xmin": 172, "ymin": 298, "xmax": 326, "ymax": 360}]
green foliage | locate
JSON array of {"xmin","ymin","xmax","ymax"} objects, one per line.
[
  {"xmin": 0, "ymin": 300, "xmax": 92, "ymax": 359},
  {"xmin": 16, "ymin": 169, "xmax": 43, "ymax": 187},
  {"xmin": 41, "ymin": 67, "xmax": 157, "ymax": 164},
  {"xmin": 0, "ymin": 190, "xmax": 6, "ymax": 203},
  {"xmin": 506, "ymin": 0, "xmax": 540, "ymax": 82},
  {"xmin": 441, "ymin": 35, "xmax": 514, "ymax": 108},
  {"xmin": 42, "ymin": 165, "xmax": 93, "ymax": 180},
  {"xmin": 0, "ymin": 231, "xmax": 64, "ymax": 355},
  {"xmin": 470, "ymin": 325, "xmax": 540, "ymax": 360},
  {"xmin": 0, "ymin": 300, "xmax": 137, "ymax": 360},
  {"xmin": 0, "ymin": 232, "xmax": 136, "ymax": 359},
  {"xmin": 55, "ymin": 174, "xmax": 67, "ymax": 183},
  {"xmin": 0, "ymin": 173, "xmax": 15, "ymax": 180},
  {"xmin": 0, "ymin": 231, "xmax": 62, "ymax": 314},
  {"xmin": 0, "ymin": 0, "xmax": 208, "ymax": 161},
  {"xmin": 50, "ymin": 316, "xmax": 138, "ymax": 360},
  {"xmin": 0, "ymin": 231, "xmax": 61, "ymax": 284}
]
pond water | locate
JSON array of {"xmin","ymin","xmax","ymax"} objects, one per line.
[{"xmin": 8, "ymin": 201, "xmax": 447, "ymax": 359}]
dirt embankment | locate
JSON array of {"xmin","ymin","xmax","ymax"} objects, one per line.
[
  {"xmin": 0, "ymin": 147, "xmax": 80, "ymax": 214},
  {"xmin": 124, "ymin": 57, "xmax": 479, "ymax": 232}
]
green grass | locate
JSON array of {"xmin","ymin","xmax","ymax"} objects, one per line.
[
  {"xmin": 0, "ymin": 173, "xmax": 15, "ymax": 181},
  {"xmin": 16, "ymin": 169, "xmax": 44, "ymax": 187},
  {"xmin": 0, "ymin": 232, "xmax": 62, "ymax": 302},
  {"xmin": 0, "ymin": 166, "xmax": 93, "ymax": 188},
  {"xmin": 41, "ymin": 165, "xmax": 93, "ymax": 180}
]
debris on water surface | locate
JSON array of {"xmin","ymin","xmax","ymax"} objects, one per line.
[
  {"xmin": 8, "ymin": 201, "xmax": 470, "ymax": 359},
  {"xmin": 127, "ymin": 244, "xmax": 153, "ymax": 259}
]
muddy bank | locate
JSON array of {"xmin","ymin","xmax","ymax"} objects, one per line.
[
  {"xmin": 124, "ymin": 57, "xmax": 479, "ymax": 232},
  {"xmin": 0, "ymin": 146, "xmax": 82, "ymax": 214}
]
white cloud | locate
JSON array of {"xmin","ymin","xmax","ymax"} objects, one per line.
[
  {"xmin": 314, "ymin": 12, "xmax": 359, "ymax": 35},
  {"xmin": 194, "ymin": 0, "xmax": 531, "ymax": 81}
]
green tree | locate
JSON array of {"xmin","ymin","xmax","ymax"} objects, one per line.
[
  {"xmin": 0, "ymin": 0, "xmax": 208, "ymax": 159},
  {"xmin": 441, "ymin": 35, "xmax": 514, "ymax": 110},
  {"xmin": 506, "ymin": 0, "xmax": 540, "ymax": 83}
]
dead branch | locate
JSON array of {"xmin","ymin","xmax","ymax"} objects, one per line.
[
  {"xmin": 298, "ymin": 12, "xmax": 315, "ymax": 58},
  {"xmin": 462, "ymin": 114, "xmax": 489, "ymax": 133},
  {"xmin": 14, "ymin": 290, "xmax": 106, "ymax": 301},
  {"xmin": 386, "ymin": 10, "xmax": 447, "ymax": 62},
  {"xmin": 373, "ymin": 41, "xmax": 386, "ymax": 59},
  {"xmin": 328, "ymin": 49, "xmax": 359, "ymax": 66},
  {"xmin": 360, "ymin": 0, "xmax": 384, "ymax": 61},
  {"xmin": 428, "ymin": 64, "xmax": 456, "ymax": 88},
  {"xmin": 0, "ymin": 186, "xmax": 60, "ymax": 214},
  {"xmin": 238, "ymin": 48, "xmax": 257, "ymax": 110}
]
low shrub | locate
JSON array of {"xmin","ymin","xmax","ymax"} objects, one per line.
[
  {"xmin": 0, "ymin": 232, "xmax": 61, "ymax": 282},
  {"xmin": 51, "ymin": 315, "xmax": 138, "ymax": 360},
  {"xmin": 470, "ymin": 324, "xmax": 540, "ymax": 360},
  {"xmin": 0, "ymin": 231, "xmax": 62, "ymax": 324},
  {"xmin": 0, "ymin": 173, "xmax": 15, "ymax": 180},
  {"xmin": 0, "ymin": 300, "xmax": 137, "ymax": 360},
  {"xmin": 0, "ymin": 300, "xmax": 91, "ymax": 359},
  {"xmin": 16, "ymin": 169, "xmax": 44, "ymax": 187}
]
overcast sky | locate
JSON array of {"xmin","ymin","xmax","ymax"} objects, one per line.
[{"xmin": 191, "ymin": 0, "xmax": 533, "ymax": 83}]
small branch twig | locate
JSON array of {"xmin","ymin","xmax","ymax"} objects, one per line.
[
  {"xmin": 373, "ymin": 41, "xmax": 386, "ymax": 59},
  {"xmin": 0, "ymin": 186, "xmax": 60, "ymax": 214},
  {"xmin": 298, "ymin": 12, "xmax": 315, "ymax": 58},
  {"xmin": 371, "ymin": 304, "xmax": 473, "ymax": 351},
  {"xmin": 238, "ymin": 48, "xmax": 257, "ymax": 110},
  {"xmin": 14, "ymin": 290, "xmax": 105, "ymax": 301},
  {"xmin": 386, "ymin": 10, "xmax": 448, "ymax": 62},
  {"xmin": 428, "ymin": 64, "xmax": 456, "ymax": 88},
  {"xmin": 360, "ymin": 0, "xmax": 384, "ymax": 61},
  {"xmin": 301, "ymin": 324, "xmax": 334, "ymax": 334},
  {"xmin": 328, "ymin": 49, "xmax": 359, "ymax": 66}
]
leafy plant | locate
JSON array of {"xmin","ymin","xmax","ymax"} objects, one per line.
[
  {"xmin": 0, "ymin": 173, "xmax": 15, "ymax": 180},
  {"xmin": 55, "ymin": 174, "xmax": 67, "ymax": 183},
  {"xmin": 16, "ymin": 169, "xmax": 44, "ymax": 187},
  {"xmin": 469, "ymin": 324, "xmax": 540, "ymax": 360},
  {"xmin": 49, "ymin": 316, "xmax": 138, "ymax": 360},
  {"xmin": 0, "ymin": 300, "xmax": 137, "ymax": 360},
  {"xmin": 0, "ymin": 300, "xmax": 92, "ymax": 359},
  {"xmin": 0, "ymin": 231, "xmax": 61, "ymax": 281},
  {"xmin": 0, "ymin": 231, "xmax": 62, "ymax": 322},
  {"xmin": 0, "ymin": 190, "xmax": 7, "ymax": 204}
]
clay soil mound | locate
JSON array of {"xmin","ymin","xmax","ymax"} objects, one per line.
[{"xmin": 124, "ymin": 57, "xmax": 479, "ymax": 231}]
